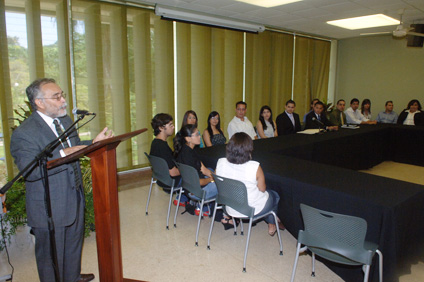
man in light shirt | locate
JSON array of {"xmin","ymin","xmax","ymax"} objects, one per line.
[
  {"xmin": 376, "ymin": 101, "xmax": 398, "ymax": 124},
  {"xmin": 227, "ymin": 101, "xmax": 257, "ymax": 139},
  {"xmin": 345, "ymin": 98, "xmax": 377, "ymax": 125}
]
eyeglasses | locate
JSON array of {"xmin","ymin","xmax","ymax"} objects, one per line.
[{"xmin": 41, "ymin": 92, "xmax": 67, "ymax": 101}]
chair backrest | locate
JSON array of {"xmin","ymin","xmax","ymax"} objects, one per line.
[
  {"xmin": 213, "ymin": 174, "xmax": 254, "ymax": 218},
  {"xmin": 299, "ymin": 203, "xmax": 371, "ymax": 265},
  {"xmin": 144, "ymin": 152, "xmax": 175, "ymax": 187},
  {"xmin": 175, "ymin": 162, "xmax": 205, "ymax": 199}
]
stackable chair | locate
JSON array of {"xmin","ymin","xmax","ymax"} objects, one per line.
[
  {"xmin": 208, "ymin": 174, "xmax": 283, "ymax": 272},
  {"xmin": 291, "ymin": 204, "xmax": 383, "ymax": 282},
  {"xmin": 144, "ymin": 153, "xmax": 182, "ymax": 230},
  {"xmin": 174, "ymin": 162, "xmax": 216, "ymax": 246}
]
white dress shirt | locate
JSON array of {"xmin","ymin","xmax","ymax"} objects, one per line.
[
  {"xmin": 344, "ymin": 107, "xmax": 369, "ymax": 125},
  {"xmin": 227, "ymin": 116, "xmax": 256, "ymax": 139}
]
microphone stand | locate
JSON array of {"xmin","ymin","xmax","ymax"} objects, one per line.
[
  {"xmin": 0, "ymin": 114, "xmax": 86, "ymax": 282},
  {"xmin": 312, "ymin": 117, "xmax": 326, "ymax": 134}
]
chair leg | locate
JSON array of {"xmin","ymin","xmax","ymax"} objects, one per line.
[
  {"xmin": 240, "ymin": 219, "xmax": 244, "ymax": 236},
  {"xmin": 145, "ymin": 178, "xmax": 154, "ymax": 215},
  {"xmin": 173, "ymin": 188, "xmax": 182, "ymax": 228},
  {"xmin": 311, "ymin": 252, "xmax": 316, "ymax": 277},
  {"xmin": 195, "ymin": 199, "xmax": 204, "ymax": 246},
  {"xmin": 363, "ymin": 265, "xmax": 371, "ymax": 282},
  {"xmin": 233, "ymin": 219, "xmax": 237, "ymax": 236},
  {"xmin": 207, "ymin": 203, "xmax": 219, "ymax": 250},
  {"xmin": 376, "ymin": 250, "xmax": 383, "ymax": 282},
  {"xmin": 242, "ymin": 218, "xmax": 254, "ymax": 272},
  {"xmin": 290, "ymin": 242, "xmax": 302, "ymax": 282},
  {"xmin": 272, "ymin": 212, "xmax": 283, "ymax": 255}
]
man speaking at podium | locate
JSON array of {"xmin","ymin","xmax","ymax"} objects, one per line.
[{"xmin": 10, "ymin": 78, "xmax": 112, "ymax": 282}]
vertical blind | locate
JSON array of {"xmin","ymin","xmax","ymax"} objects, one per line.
[{"xmin": 0, "ymin": 0, "xmax": 331, "ymax": 181}]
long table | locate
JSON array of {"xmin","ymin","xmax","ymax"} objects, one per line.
[{"xmin": 198, "ymin": 124, "xmax": 424, "ymax": 282}]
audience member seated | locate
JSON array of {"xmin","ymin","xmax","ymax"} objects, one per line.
[
  {"xmin": 303, "ymin": 98, "xmax": 320, "ymax": 123},
  {"xmin": 361, "ymin": 99, "xmax": 372, "ymax": 120},
  {"xmin": 150, "ymin": 113, "xmax": 182, "ymax": 200},
  {"xmin": 203, "ymin": 111, "xmax": 226, "ymax": 147},
  {"xmin": 304, "ymin": 101, "xmax": 338, "ymax": 131},
  {"xmin": 397, "ymin": 99, "xmax": 422, "ymax": 126},
  {"xmin": 376, "ymin": 101, "xmax": 398, "ymax": 124},
  {"xmin": 256, "ymin": 105, "xmax": 278, "ymax": 138},
  {"xmin": 276, "ymin": 99, "xmax": 301, "ymax": 135},
  {"xmin": 179, "ymin": 110, "xmax": 204, "ymax": 148},
  {"xmin": 328, "ymin": 99, "xmax": 347, "ymax": 126},
  {"xmin": 174, "ymin": 124, "xmax": 217, "ymax": 216},
  {"xmin": 215, "ymin": 132, "xmax": 284, "ymax": 236},
  {"xmin": 227, "ymin": 101, "xmax": 257, "ymax": 140},
  {"xmin": 345, "ymin": 98, "xmax": 377, "ymax": 125}
]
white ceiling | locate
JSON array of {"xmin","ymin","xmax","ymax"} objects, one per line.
[{"xmin": 131, "ymin": 0, "xmax": 424, "ymax": 39}]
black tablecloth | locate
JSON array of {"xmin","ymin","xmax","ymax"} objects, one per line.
[{"xmin": 198, "ymin": 124, "xmax": 424, "ymax": 282}]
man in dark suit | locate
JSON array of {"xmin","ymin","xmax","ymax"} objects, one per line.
[
  {"xmin": 10, "ymin": 78, "xmax": 112, "ymax": 282},
  {"xmin": 305, "ymin": 101, "xmax": 338, "ymax": 131},
  {"xmin": 276, "ymin": 99, "xmax": 301, "ymax": 135}
]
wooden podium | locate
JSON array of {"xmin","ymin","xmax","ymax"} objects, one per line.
[{"xmin": 48, "ymin": 128, "xmax": 147, "ymax": 282}]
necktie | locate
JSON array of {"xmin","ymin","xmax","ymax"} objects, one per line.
[
  {"xmin": 340, "ymin": 112, "xmax": 344, "ymax": 125},
  {"xmin": 318, "ymin": 115, "xmax": 321, "ymax": 121},
  {"xmin": 53, "ymin": 119, "xmax": 82, "ymax": 189}
]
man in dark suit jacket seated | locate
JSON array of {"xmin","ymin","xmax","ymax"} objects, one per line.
[
  {"xmin": 305, "ymin": 101, "xmax": 338, "ymax": 131},
  {"xmin": 276, "ymin": 99, "xmax": 301, "ymax": 135}
]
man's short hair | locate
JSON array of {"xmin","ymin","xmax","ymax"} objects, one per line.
[
  {"xmin": 314, "ymin": 101, "xmax": 324, "ymax": 107},
  {"xmin": 235, "ymin": 101, "xmax": 247, "ymax": 108},
  {"xmin": 26, "ymin": 78, "xmax": 56, "ymax": 110},
  {"xmin": 286, "ymin": 99, "xmax": 296, "ymax": 106},
  {"xmin": 385, "ymin": 100, "xmax": 393, "ymax": 106},
  {"xmin": 151, "ymin": 113, "xmax": 173, "ymax": 136},
  {"xmin": 337, "ymin": 99, "xmax": 345, "ymax": 105},
  {"xmin": 350, "ymin": 98, "xmax": 359, "ymax": 105},
  {"xmin": 311, "ymin": 98, "xmax": 320, "ymax": 106}
]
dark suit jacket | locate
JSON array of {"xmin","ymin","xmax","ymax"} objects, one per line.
[
  {"xmin": 397, "ymin": 110, "xmax": 423, "ymax": 126},
  {"xmin": 10, "ymin": 112, "xmax": 91, "ymax": 228},
  {"xmin": 276, "ymin": 112, "xmax": 301, "ymax": 135},
  {"xmin": 304, "ymin": 111, "xmax": 332, "ymax": 130}
]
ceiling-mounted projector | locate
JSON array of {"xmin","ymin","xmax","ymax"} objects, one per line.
[{"xmin": 155, "ymin": 5, "xmax": 265, "ymax": 33}]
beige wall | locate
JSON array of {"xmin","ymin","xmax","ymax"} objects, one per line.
[{"xmin": 335, "ymin": 35, "xmax": 424, "ymax": 117}]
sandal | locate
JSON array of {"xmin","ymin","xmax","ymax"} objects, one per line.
[{"xmin": 221, "ymin": 217, "xmax": 237, "ymax": 230}]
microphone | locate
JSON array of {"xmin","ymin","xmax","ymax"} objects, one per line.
[
  {"xmin": 72, "ymin": 108, "xmax": 96, "ymax": 116},
  {"xmin": 312, "ymin": 117, "xmax": 324, "ymax": 126}
]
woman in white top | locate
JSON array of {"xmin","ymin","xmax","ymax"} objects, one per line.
[
  {"xmin": 256, "ymin": 105, "xmax": 278, "ymax": 139},
  {"xmin": 361, "ymin": 99, "xmax": 372, "ymax": 120},
  {"xmin": 397, "ymin": 99, "xmax": 422, "ymax": 126},
  {"xmin": 215, "ymin": 132, "xmax": 284, "ymax": 236}
]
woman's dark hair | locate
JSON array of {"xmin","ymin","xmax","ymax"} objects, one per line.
[
  {"xmin": 407, "ymin": 99, "xmax": 422, "ymax": 111},
  {"xmin": 181, "ymin": 110, "xmax": 198, "ymax": 129},
  {"xmin": 226, "ymin": 132, "xmax": 253, "ymax": 165},
  {"xmin": 151, "ymin": 113, "xmax": 173, "ymax": 136},
  {"xmin": 258, "ymin": 105, "xmax": 275, "ymax": 132},
  {"xmin": 361, "ymin": 99, "xmax": 371, "ymax": 115},
  {"xmin": 206, "ymin": 111, "xmax": 224, "ymax": 142},
  {"xmin": 173, "ymin": 124, "xmax": 197, "ymax": 157}
]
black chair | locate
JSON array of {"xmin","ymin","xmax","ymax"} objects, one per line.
[
  {"xmin": 208, "ymin": 174, "xmax": 283, "ymax": 272},
  {"xmin": 144, "ymin": 152, "xmax": 182, "ymax": 230},
  {"xmin": 291, "ymin": 204, "xmax": 383, "ymax": 282},
  {"xmin": 174, "ymin": 162, "xmax": 216, "ymax": 246}
]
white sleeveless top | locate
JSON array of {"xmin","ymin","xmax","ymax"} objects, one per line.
[{"xmin": 215, "ymin": 158, "xmax": 269, "ymax": 217}]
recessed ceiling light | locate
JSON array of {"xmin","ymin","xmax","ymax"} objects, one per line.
[
  {"xmin": 235, "ymin": 0, "xmax": 302, "ymax": 8},
  {"xmin": 327, "ymin": 14, "xmax": 399, "ymax": 30}
]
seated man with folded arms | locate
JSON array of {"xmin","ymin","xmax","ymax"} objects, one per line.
[
  {"xmin": 150, "ymin": 113, "xmax": 185, "ymax": 204},
  {"xmin": 305, "ymin": 101, "xmax": 338, "ymax": 131},
  {"xmin": 376, "ymin": 101, "xmax": 398, "ymax": 124},
  {"xmin": 345, "ymin": 98, "xmax": 377, "ymax": 125},
  {"xmin": 227, "ymin": 101, "xmax": 257, "ymax": 140},
  {"xmin": 276, "ymin": 99, "xmax": 301, "ymax": 135},
  {"xmin": 329, "ymin": 99, "xmax": 347, "ymax": 126}
]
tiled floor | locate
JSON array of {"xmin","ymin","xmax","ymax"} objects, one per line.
[{"xmin": 0, "ymin": 161, "xmax": 423, "ymax": 281}]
